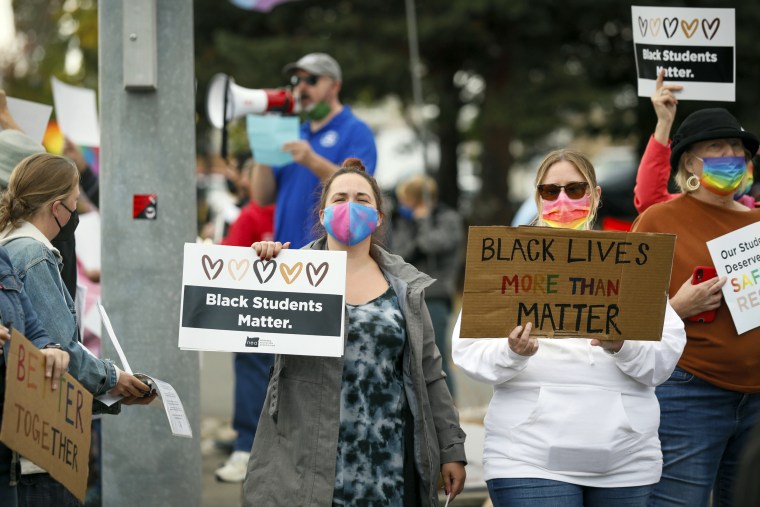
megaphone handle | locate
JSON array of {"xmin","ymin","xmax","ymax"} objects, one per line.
[{"xmin": 221, "ymin": 75, "xmax": 230, "ymax": 158}]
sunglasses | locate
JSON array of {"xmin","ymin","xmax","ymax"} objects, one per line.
[
  {"xmin": 537, "ymin": 181, "xmax": 589, "ymax": 201},
  {"xmin": 290, "ymin": 74, "xmax": 320, "ymax": 87}
]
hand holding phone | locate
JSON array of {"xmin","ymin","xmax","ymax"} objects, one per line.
[{"xmin": 688, "ymin": 266, "xmax": 719, "ymax": 323}]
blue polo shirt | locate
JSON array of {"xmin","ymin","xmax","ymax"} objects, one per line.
[{"xmin": 273, "ymin": 107, "xmax": 377, "ymax": 247}]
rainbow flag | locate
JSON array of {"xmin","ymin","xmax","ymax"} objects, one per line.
[{"xmin": 43, "ymin": 120, "xmax": 100, "ymax": 174}]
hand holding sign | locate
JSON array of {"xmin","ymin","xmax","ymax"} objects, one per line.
[
  {"xmin": 652, "ymin": 68, "xmax": 684, "ymax": 144},
  {"xmin": 508, "ymin": 322, "xmax": 538, "ymax": 357}
]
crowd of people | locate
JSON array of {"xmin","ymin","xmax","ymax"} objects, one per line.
[{"xmin": 0, "ymin": 51, "xmax": 759, "ymax": 507}]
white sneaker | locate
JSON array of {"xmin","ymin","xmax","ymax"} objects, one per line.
[{"xmin": 214, "ymin": 450, "xmax": 250, "ymax": 483}]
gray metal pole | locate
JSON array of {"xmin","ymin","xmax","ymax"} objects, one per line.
[
  {"xmin": 404, "ymin": 0, "xmax": 430, "ymax": 173},
  {"xmin": 99, "ymin": 0, "xmax": 200, "ymax": 505}
]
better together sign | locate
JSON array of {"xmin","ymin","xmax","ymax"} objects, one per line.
[
  {"xmin": 178, "ymin": 243, "xmax": 346, "ymax": 356},
  {"xmin": 460, "ymin": 227, "xmax": 676, "ymax": 341},
  {"xmin": 632, "ymin": 6, "xmax": 735, "ymax": 101},
  {"xmin": 1, "ymin": 331, "xmax": 92, "ymax": 503}
]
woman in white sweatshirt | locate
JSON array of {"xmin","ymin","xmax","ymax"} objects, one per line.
[{"xmin": 452, "ymin": 149, "xmax": 686, "ymax": 507}]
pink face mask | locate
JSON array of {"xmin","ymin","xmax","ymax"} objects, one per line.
[{"xmin": 540, "ymin": 192, "xmax": 592, "ymax": 229}]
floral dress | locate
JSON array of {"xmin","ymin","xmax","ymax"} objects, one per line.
[{"xmin": 333, "ymin": 285, "xmax": 407, "ymax": 506}]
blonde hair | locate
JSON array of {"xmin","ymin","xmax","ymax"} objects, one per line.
[
  {"xmin": 0, "ymin": 153, "xmax": 79, "ymax": 231},
  {"xmin": 396, "ymin": 174, "xmax": 438, "ymax": 206},
  {"xmin": 533, "ymin": 149, "xmax": 600, "ymax": 229}
]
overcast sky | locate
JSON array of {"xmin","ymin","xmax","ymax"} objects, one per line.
[{"xmin": 0, "ymin": 0, "xmax": 15, "ymax": 52}]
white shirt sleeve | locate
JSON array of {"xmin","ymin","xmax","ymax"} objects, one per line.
[
  {"xmin": 451, "ymin": 310, "xmax": 532, "ymax": 385},
  {"xmin": 608, "ymin": 300, "xmax": 686, "ymax": 387}
]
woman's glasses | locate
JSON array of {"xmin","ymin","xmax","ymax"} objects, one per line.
[
  {"xmin": 537, "ymin": 182, "xmax": 589, "ymax": 201},
  {"xmin": 290, "ymin": 74, "xmax": 320, "ymax": 87}
]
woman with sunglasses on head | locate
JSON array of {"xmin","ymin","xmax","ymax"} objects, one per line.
[
  {"xmin": 632, "ymin": 110, "xmax": 760, "ymax": 507},
  {"xmin": 243, "ymin": 157, "xmax": 466, "ymax": 506},
  {"xmin": 453, "ymin": 149, "xmax": 686, "ymax": 507},
  {"xmin": 0, "ymin": 153, "xmax": 154, "ymax": 506}
]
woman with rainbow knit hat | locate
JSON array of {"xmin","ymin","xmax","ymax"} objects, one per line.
[
  {"xmin": 632, "ymin": 108, "xmax": 760, "ymax": 506},
  {"xmin": 453, "ymin": 149, "xmax": 687, "ymax": 507}
]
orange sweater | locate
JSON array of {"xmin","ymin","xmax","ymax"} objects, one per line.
[{"xmin": 632, "ymin": 194, "xmax": 760, "ymax": 393}]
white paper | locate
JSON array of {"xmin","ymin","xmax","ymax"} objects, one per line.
[
  {"xmin": 75, "ymin": 283, "xmax": 87, "ymax": 343},
  {"xmin": 706, "ymin": 220, "xmax": 760, "ymax": 334},
  {"xmin": 74, "ymin": 211, "xmax": 101, "ymax": 272},
  {"xmin": 150, "ymin": 377, "xmax": 193, "ymax": 438},
  {"xmin": 4, "ymin": 96, "xmax": 52, "ymax": 143},
  {"xmin": 97, "ymin": 303, "xmax": 132, "ymax": 374},
  {"xmin": 631, "ymin": 6, "xmax": 736, "ymax": 102},
  {"xmin": 51, "ymin": 77, "xmax": 100, "ymax": 146}
]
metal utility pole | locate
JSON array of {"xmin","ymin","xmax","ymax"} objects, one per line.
[{"xmin": 99, "ymin": 0, "xmax": 200, "ymax": 505}]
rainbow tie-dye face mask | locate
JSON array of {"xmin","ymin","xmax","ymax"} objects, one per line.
[
  {"xmin": 696, "ymin": 155, "xmax": 747, "ymax": 196},
  {"xmin": 541, "ymin": 192, "xmax": 592, "ymax": 229},
  {"xmin": 323, "ymin": 202, "xmax": 378, "ymax": 246},
  {"xmin": 735, "ymin": 159, "xmax": 754, "ymax": 198}
]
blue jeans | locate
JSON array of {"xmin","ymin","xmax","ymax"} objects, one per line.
[
  {"xmin": 232, "ymin": 352, "xmax": 274, "ymax": 452},
  {"xmin": 425, "ymin": 297, "xmax": 455, "ymax": 397},
  {"xmin": 487, "ymin": 478, "xmax": 653, "ymax": 507},
  {"xmin": 650, "ymin": 366, "xmax": 760, "ymax": 507},
  {"xmin": 18, "ymin": 473, "xmax": 81, "ymax": 507}
]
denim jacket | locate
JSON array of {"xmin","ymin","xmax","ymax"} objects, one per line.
[
  {"xmin": 0, "ymin": 246, "xmax": 53, "ymax": 365},
  {"xmin": 0, "ymin": 222, "xmax": 117, "ymax": 395}
]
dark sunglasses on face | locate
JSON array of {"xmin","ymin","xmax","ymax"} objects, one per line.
[
  {"xmin": 537, "ymin": 181, "xmax": 590, "ymax": 201},
  {"xmin": 290, "ymin": 74, "xmax": 320, "ymax": 87}
]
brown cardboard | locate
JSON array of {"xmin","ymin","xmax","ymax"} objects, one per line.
[
  {"xmin": 461, "ymin": 226, "xmax": 676, "ymax": 341},
  {"xmin": 1, "ymin": 330, "xmax": 92, "ymax": 503}
]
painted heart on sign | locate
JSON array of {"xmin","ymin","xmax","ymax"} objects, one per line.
[
  {"xmin": 228, "ymin": 259, "xmax": 250, "ymax": 281},
  {"xmin": 664, "ymin": 17, "xmax": 678, "ymax": 38},
  {"xmin": 253, "ymin": 259, "xmax": 277, "ymax": 284},
  {"xmin": 306, "ymin": 262, "xmax": 329, "ymax": 288},
  {"xmin": 202, "ymin": 255, "xmax": 223, "ymax": 280},
  {"xmin": 702, "ymin": 18, "xmax": 720, "ymax": 40},
  {"xmin": 650, "ymin": 17, "xmax": 661, "ymax": 37},
  {"xmin": 637, "ymin": 17, "xmax": 648, "ymax": 37},
  {"xmin": 279, "ymin": 262, "xmax": 303, "ymax": 285},
  {"xmin": 681, "ymin": 18, "xmax": 698, "ymax": 38}
]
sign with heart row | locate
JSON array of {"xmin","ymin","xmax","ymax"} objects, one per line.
[
  {"xmin": 631, "ymin": 5, "xmax": 735, "ymax": 102},
  {"xmin": 178, "ymin": 243, "xmax": 347, "ymax": 357}
]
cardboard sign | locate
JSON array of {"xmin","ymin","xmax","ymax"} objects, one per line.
[
  {"xmin": 631, "ymin": 6, "xmax": 735, "ymax": 101},
  {"xmin": 178, "ymin": 243, "xmax": 346, "ymax": 356},
  {"xmin": 707, "ymin": 220, "xmax": 760, "ymax": 334},
  {"xmin": 1, "ymin": 331, "xmax": 92, "ymax": 503},
  {"xmin": 460, "ymin": 227, "xmax": 676, "ymax": 341}
]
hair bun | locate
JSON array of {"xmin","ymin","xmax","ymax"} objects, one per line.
[{"xmin": 341, "ymin": 157, "xmax": 366, "ymax": 172}]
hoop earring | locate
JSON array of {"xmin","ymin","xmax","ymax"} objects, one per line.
[{"xmin": 686, "ymin": 174, "xmax": 700, "ymax": 192}]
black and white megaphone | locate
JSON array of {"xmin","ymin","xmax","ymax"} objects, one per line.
[{"xmin": 206, "ymin": 73, "xmax": 297, "ymax": 129}]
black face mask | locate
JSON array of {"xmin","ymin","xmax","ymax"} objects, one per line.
[{"xmin": 53, "ymin": 202, "xmax": 79, "ymax": 242}]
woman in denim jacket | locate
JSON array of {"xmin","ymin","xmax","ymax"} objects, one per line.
[
  {"xmin": 0, "ymin": 244, "xmax": 69, "ymax": 506},
  {"xmin": 0, "ymin": 154, "xmax": 152, "ymax": 505},
  {"xmin": 243, "ymin": 158, "xmax": 466, "ymax": 506}
]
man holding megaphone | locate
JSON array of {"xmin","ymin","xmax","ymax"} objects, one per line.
[{"xmin": 215, "ymin": 52, "xmax": 377, "ymax": 483}]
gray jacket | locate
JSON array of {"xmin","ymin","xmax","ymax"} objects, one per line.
[{"xmin": 243, "ymin": 238, "xmax": 466, "ymax": 506}]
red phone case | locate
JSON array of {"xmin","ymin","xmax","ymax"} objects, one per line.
[{"xmin": 688, "ymin": 266, "xmax": 718, "ymax": 323}]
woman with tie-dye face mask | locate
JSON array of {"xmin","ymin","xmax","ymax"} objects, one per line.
[
  {"xmin": 243, "ymin": 157, "xmax": 467, "ymax": 507},
  {"xmin": 632, "ymin": 108, "xmax": 760, "ymax": 507}
]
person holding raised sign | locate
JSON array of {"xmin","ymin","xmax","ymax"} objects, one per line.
[
  {"xmin": 0, "ymin": 153, "xmax": 155, "ymax": 506},
  {"xmin": 0, "ymin": 245, "xmax": 69, "ymax": 507},
  {"xmin": 633, "ymin": 68, "xmax": 758, "ymax": 214},
  {"xmin": 453, "ymin": 149, "xmax": 686, "ymax": 507},
  {"xmin": 632, "ymin": 110, "xmax": 760, "ymax": 506},
  {"xmin": 243, "ymin": 158, "xmax": 466, "ymax": 506}
]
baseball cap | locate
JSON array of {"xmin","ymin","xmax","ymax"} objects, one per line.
[
  {"xmin": 0, "ymin": 129, "xmax": 45, "ymax": 187},
  {"xmin": 282, "ymin": 53, "xmax": 342, "ymax": 81}
]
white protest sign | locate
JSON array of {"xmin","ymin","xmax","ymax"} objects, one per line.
[
  {"xmin": 706, "ymin": 221, "xmax": 760, "ymax": 334},
  {"xmin": 631, "ymin": 6, "xmax": 735, "ymax": 101},
  {"xmin": 98, "ymin": 304, "xmax": 193, "ymax": 437},
  {"xmin": 178, "ymin": 243, "xmax": 346, "ymax": 357},
  {"xmin": 51, "ymin": 77, "xmax": 100, "ymax": 147},
  {"xmin": 4, "ymin": 96, "xmax": 52, "ymax": 143}
]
